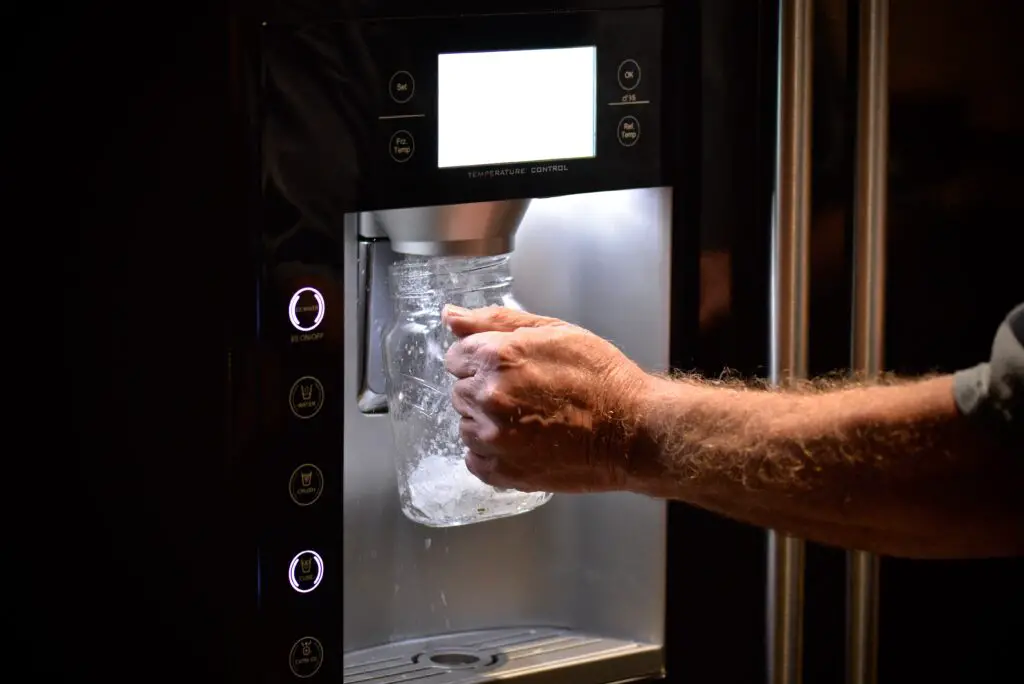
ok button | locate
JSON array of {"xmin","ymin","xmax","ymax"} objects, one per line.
[{"xmin": 389, "ymin": 130, "xmax": 415, "ymax": 163}]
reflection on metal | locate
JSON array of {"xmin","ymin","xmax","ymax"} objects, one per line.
[
  {"xmin": 847, "ymin": 0, "xmax": 889, "ymax": 683},
  {"xmin": 364, "ymin": 200, "xmax": 532, "ymax": 256},
  {"xmin": 768, "ymin": 1, "xmax": 813, "ymax": 683}
]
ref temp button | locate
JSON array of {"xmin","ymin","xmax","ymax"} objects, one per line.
[
  {"xmin": 289, "ymin": 636, "xmax": 324, "ymax": 678},
  {"xmin": 289, "ymin": 376, "xmax": 325, "ymax": 420},
  {"xmin": 289, "ymin": 463, "xmax": 324, "ymax": 507},
  {"xmin": 289, "ymin": 550, "xmax": 325, "ymax": 594},
  {"xmin": 389, "ymin": 130, "xmax": 415, "ymax": 163},
  {"xmin": 617, "ymin": 59, "xmax": 642, "ymax": 91},
  {"xmin": 617, "ymin": 115, "xmax": 641, "ymax": 147},
  {"xmin": 388, "ymin": 70, "xmax": 416, "ymax": 104}
]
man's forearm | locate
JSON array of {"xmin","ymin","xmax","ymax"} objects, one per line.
[{"xmin": 628, "ymin": 374, "xmax": 1023, "ymax": 559}]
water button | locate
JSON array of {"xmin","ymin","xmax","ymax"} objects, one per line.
[
  {"xmin": 617, "ymin": 115, "xmax": 641, "ymax": 147},
  {"xmin": 289, "ymin": 636, "xmax": 324, "ymax": 678},
  {"xmin": 617, "ymin": 59, "xmax": 642, "ymax": 91},
  {"xmin": 388, "ymin": 70, "xmax": 415, "ymax": 104},
  {"xmin": 289, "ymin": 550, "xmax": 325, "ymax": 594},
  {"xmin": 289, "ymin": 463, "xmax": 324, "ymax": 507},
  {"xmin": 389, "ymin": 130, "xmax": 415, "ymax": 163},
  {"xmin": 288, "ymin": 287, "xmax": 325, "ymax": 332},
  {"xmin": 289, "ymin": 376, "xmax": 325, "ymax": 420}
]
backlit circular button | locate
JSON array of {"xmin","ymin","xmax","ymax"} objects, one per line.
[
  {"xmin": 389, "ymin": 130, "xmax": 415, "ymax": 163},
  {"xmin": 388, "ymin": 70, "xmax": 415, "ymax": 104},
  {"xmin": 288, "ymin": 287, "xmax": 325, "ymax": 332},
  {"xmin": 617, "ymin": 115, "xmax": 641, "ymax": 147},
  {"xmin": 289, "ymin": 464, "xmax": 324, "ymax": 507},
  {"xmin": 289, "ymin": 636, "xmax": 324, "ymax": 678},
  {"xmin": 617, "ymin": 59, "xmax": 642, "ymax": 91},
  {"xmin": 289, "ymin": 550, "xmax": 324, "ymax": 594},
  {"xmin": 289, "ymin": 376, "xmax": 325, "ymax": 420}
]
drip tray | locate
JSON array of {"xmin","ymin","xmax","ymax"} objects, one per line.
[{"xmin": 343, "ymin": 627, "xmax": 663, "ymax": 684}]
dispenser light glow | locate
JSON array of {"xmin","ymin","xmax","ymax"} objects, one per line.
[
  {"xmin": 288, "ymin": 550, "xmax": 325, "ymax": 594},
  {"xmin": 288, "ymin": 287, "xmax": 326, "ymax": 332}
]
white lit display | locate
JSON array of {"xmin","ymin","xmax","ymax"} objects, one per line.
[{"xmin": 437, "ymin": 47, "xmax": 597, "ymax": 168}]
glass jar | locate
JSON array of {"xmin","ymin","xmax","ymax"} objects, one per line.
[{"xmin": 383, "ymin": 254, "xmax": 553, "ymax": 527}]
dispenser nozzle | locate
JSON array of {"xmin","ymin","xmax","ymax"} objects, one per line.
[{"xmin": 362, "ymin": 199, "xmax": 532, "ymax": 256}]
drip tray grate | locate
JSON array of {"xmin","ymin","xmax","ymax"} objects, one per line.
[{"xmin": 343, "ymin": 627, "xmax": 662, "ymax": 684}]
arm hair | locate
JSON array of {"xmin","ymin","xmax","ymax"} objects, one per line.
[{"xmin": 628, "ymin": 372, "xmax": 1024, "ymax": 559}]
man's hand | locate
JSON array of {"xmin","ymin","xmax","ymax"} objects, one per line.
[{"xmin": 443, "ymin": 305, "xmax": 652, "ymax": 493}]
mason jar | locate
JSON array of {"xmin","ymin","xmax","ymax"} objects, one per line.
[{"xmin": 383, "ymin": 254, "xmax": 553, "ymax": 527}]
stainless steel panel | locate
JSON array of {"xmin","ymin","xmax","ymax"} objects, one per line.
[
  {"xmin": 343, "ymin": 187, "xmax": 672, "ymax": 680},
  {"xmin": 767, "ymin": 0, "xmax": 813, "ymax": 682},
  {"xmin": 847, "ymin": 1, "xmax": 890, "ymax": 682}
]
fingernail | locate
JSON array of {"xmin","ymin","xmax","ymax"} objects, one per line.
[{"xmin": 445, "ymin": 305, "xmax": 468, "ymax": 318}]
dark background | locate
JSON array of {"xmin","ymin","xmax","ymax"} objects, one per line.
[{"xmin": 15, "ymin": 0, "xmax": 1022, "ymax": 681}]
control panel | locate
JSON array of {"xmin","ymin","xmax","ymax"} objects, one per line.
[
  {"xmin": 260, "ymin": 7, "xmax": 664, "ymax": 211},
  {"xmin": 253, "ymin": 253, "xmax": 343, "ymax": 679}
]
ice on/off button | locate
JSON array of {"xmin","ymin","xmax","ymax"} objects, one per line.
[
  {"xmin": 389, "ymin": 130, "xmax": 415, "ymax": 163},
  {"xmin": 288, "ymin": 287, "xmax": 325, "ymax": 332}
]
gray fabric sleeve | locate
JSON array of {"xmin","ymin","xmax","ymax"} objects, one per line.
[{"xmin": 953, "ymin": 302, "xmax": 1024, "ymax": 446}]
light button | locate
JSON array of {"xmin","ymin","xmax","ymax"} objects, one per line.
[
  {"xmin": 617, "ymin": 116, "xmax": 641, "ymax": 147},
  {"xmin": 289, "ymin": 550, "xmax": 324, "ymax": 594}
]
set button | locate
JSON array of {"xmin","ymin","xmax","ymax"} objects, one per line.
[
  {"xmin": 388, "ymin": 70, "xmax": 415, "ymax": 104},
  {"xmin": 617, "ymin": 116, "xmax": 641, "ymax": 147},
  {"xmin": 389, "ymin": 130, "xmax": 415, "ymax": 163},
  {"xmin": 617, "ymin": 59, "xmax": 641, "ymax": 91}
]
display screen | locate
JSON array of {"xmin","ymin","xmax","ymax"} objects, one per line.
[{"xmin": 437, "ymin": 47, "xmax": 598, "ymax": 169}]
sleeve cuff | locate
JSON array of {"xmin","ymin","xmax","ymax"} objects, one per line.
[{"xmin": 954, "ymin": 303, "xmax": 1024, "ymax": 443}]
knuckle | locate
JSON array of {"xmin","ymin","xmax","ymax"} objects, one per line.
[
  {"xmin": 475, "ymin": 380, "xmax": 510, "ymax": 412},
  {"xmin": 444, "ymin": 342, "xmax": 465, "ymax": 367},
  {"xmin": 475, "ymin": 421, "xmax": 501, "ymax": 445}
]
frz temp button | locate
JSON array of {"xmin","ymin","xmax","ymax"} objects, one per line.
[
  {"xmin": 288, "ymin": 287, "xmax": 325, "ymax": 332},
  {"xmin": 289, "ymin": 550, "xmax": 325, "ymax": 594},
  {"xmin": 288, "ymin": 636, "xmax": 324, "ymax": 678},
  {"xmin": 388, "ymin": 70, "xmax": 416, "ymax": 104},
  {"xmin": 617, "ymin": 115, "xmax": 641, "ymax": 147},
  {"xmin": 389, "ymin": 130, "xmax": 415, "ymax": 163}
]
